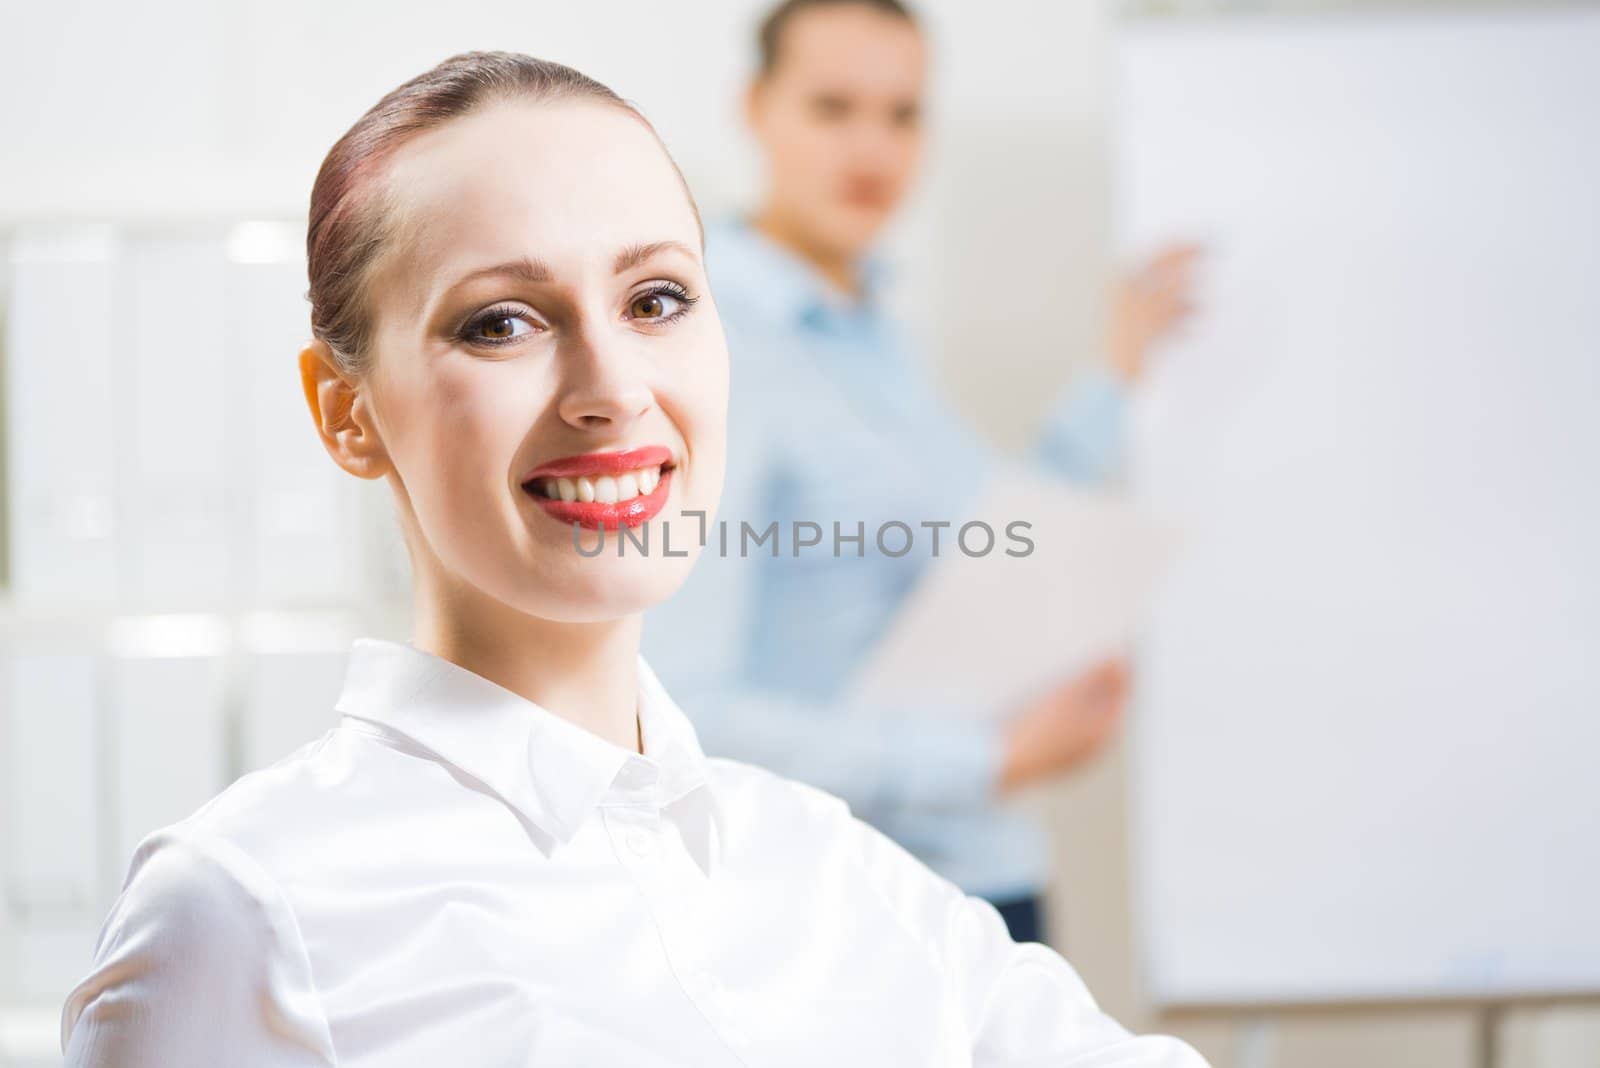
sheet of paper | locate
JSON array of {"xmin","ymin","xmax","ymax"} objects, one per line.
[{"xmin": 844, "ymin": 465, "xmax": 1181, "ymax": 722}]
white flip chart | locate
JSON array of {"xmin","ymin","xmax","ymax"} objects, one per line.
[{"xmin": 1116, "ymin": 9, "xmax": 1600, "ymax": 1007}]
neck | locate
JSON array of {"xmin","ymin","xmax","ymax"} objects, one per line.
[
  {"xmin": 410, "ymin": 564, "xmax": 644, "ymax": 756},
  {"xmin": 751, "ymin": 205, "xmax": 861, "ymax": 300}
]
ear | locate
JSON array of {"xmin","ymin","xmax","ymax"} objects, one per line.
[
  {"xmin": 742, "ymin": 78, "xmax": 765, "ymax": 134},
  {"xmin": 298, "ymin": 339, "xmax": 391, "ymax": 481}
]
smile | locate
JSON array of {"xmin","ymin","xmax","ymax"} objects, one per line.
[
  {"xmin": 533, "ymin": 464, "xmax": 663, "ymax": 504},
  {"xmin": 519, "ymin": 446, "xmax": 676, "ymax": 530}
]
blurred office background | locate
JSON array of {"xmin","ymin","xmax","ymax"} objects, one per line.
[{"xmin": 2, "ymin": 1, "xmax": 1597, "ymax": 1065}]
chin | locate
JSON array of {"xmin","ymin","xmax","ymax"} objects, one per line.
[
  {"xmin": 526, "ymin": 551, "xmax": 697, "ymax": 624},
  {"xmin": 819, "ymin": 211, "xmax": 887, "ymax": 262}
]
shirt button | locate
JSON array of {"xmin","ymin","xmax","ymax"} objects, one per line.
[{"xmin": 627, "ymin": 827, "xmax": 656, "ymax": 857}]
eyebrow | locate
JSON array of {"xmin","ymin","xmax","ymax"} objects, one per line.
[
  {"xmin": 451, "ymin": 257, "xmax": 553, "ymax": 289},
  {"xmin": 444, "ymin": 241, "xmax": 699, "ymax": 295},
  {"xmin": 612, "ymin": 240, "xmax": 698, "ymax": 275}
]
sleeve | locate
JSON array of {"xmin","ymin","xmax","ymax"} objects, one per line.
[
  {"xmin": 60, "ymin": 830, "xmax": 337, "ymax": 1068},
  {"xmin": 641, "ymin": 330, "xmax": 1009, "ymax": 819},
  {"xmin": 849, "ymin": 813, "xmax": 1211, "ymax": 1067},
  {"xmin": 1031, "ymin": 362, "xmax": 1130, "ymax": 486}
]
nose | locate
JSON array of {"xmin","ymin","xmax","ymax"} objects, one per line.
[
  {"xmin": 555, "ymin": 331, "xmax": 654, "ymax": 432},
  {"xmin": 847, "ymin": 121, "xmax": 900, "ymax": 173}
]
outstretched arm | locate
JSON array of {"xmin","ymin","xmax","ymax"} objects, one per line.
[{"xmin": 1033, "ymin": 242, "xmax": 1204, "ymax": 486}]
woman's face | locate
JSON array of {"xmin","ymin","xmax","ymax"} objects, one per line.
[
  {"xmin": 748, "ymin": 4, "xmax": 926, "ymax": 258},
  {"xmin": 357, "ymin": 97, "xmax": 727, "ymax": 623}
]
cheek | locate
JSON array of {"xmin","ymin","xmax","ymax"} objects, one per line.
[
  {"xmin": 778, "ymin": 119, "xmax": 842, "ymax": 182},
  {"xmin": 816, "ymin": 129, "xmax": 855, "ymax": 177},
  {"xmin": 891, "ymin": 134, "xmax": 922, "ymax": 179},
  {"xmin": 683, "ymin": 367, "xmax": 729, "ymax": 452},
  {"xmin": 662, "ymin": 338, "xmax": 729, "ymax": 479},
  {"xmin": 391, "ymin": 364, "xmax": 531, "ymax": 507}
]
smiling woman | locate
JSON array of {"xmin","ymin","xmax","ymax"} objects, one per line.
[
  {"xmin": 56, "ymin": 51, "xmax": 1209, "ymax": 1067},
  {"xmin": 295, "ymin": 57, "xmax": 725, "ymax": 631}
]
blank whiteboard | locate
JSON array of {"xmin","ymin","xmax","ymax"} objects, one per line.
[{"xmin": 1116, "ymin": 10, "xmax": 1600, "ymax": 1007}]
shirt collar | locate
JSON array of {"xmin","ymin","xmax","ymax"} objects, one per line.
[
  {"xmin": 331, "ymin": 637, "xmax": 720, "ymax": 876},
  {"xmin": 706, "ymin": 215, "xmax": 893, "ymax": 331}
]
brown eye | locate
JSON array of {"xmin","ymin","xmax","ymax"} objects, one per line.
[
  {"xmin": 624, "ymin": 284, "xmax": 696, "ymax": 324},
  {"xmin": 460, "ymin": 307, "xmax": 536, "ymax": 346}
]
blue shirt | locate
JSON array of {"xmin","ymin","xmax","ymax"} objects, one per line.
[{"xmin": 641, "ymin": 218, "xmax": 1127, "ymax": 900}]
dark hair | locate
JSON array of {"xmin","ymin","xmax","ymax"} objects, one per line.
[
  {"xmin": 306, "ymin": 50, "xmax": 700, "ymax": 375},
  {"xmin": 756, "ymin": 0, "xmax": 918, "ymax": 77}
]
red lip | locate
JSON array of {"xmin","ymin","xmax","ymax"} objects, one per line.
[
  {"xmin": 839, "ymin": 176, "xmax": 891, "ymax": 210},
  {"xmin": 519, "ymin": 446, "xmax": 676, "ymax": 531},
  {"xmin": 521, "ymin": 445, "xmax": 674, "ymax": 482},
  {"xmin": 526, "ymin": 468, "xmax": 674, "ymax": 530}
]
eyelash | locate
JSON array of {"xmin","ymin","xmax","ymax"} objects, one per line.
[
  {"xmin": 629, "ymin": 281, "xmax": 699, "ymax": 325},
  {"xmin": 457, "ymin": 303, "xmax": 535, "ymax": 347},
  {"xmin": 456, "ymin": 282, "xmax": 700, "ymax": 348}
]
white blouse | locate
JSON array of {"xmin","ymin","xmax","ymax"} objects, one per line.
[{"xmin": 60, "ymin": 637, "xmax": 1208, "ymax": 1067}]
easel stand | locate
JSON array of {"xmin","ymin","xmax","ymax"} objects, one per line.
[{"xmin": 1474, "ymin": 1002, "xmax": 1504, "ymax": 1068}]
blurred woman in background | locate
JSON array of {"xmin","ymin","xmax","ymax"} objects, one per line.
[
  {"xmin": 643, "ymin": 0, "xmax": 1201, "ymax": 945},
  {"xmin": 58, "ymin": 50, "xmax": 1208, "ymax": 1067}
]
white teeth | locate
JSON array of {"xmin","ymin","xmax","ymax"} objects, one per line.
[{"xmin": 532, "ymin": 465, "xmax": 666, "ymax": 504}]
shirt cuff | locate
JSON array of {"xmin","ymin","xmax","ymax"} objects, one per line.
[{"xmin": 1033, "ymin": 362, "xmax": 1129, "ymax": 484}]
